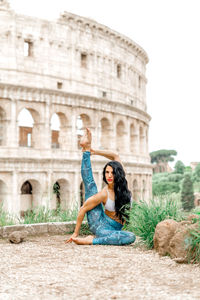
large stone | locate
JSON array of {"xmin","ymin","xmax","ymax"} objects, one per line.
[
  {"xmin": 153, "ymin": 219, "xmax": 178, "ymax": 256},
  {"xmin": 8, "ymin": 230, "xmax": 28, "ymax": 244},
  {"xmin": 169, "ymin": 222, "xmax": 198, "ymax": 262},
  {"xmin": 153, "ymin": 217, "xmax": 200, "ymax": 263}
]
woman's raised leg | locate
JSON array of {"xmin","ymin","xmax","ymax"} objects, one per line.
[{"xmin": 80, "ymin": 130, "xmax": 104, "ymax": 234}]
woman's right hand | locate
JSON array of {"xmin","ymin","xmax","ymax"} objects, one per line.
[{"xmin": 64, "ymin": 232, "xmax": 78, "ymax": 244}]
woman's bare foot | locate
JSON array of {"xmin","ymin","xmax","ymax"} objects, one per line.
[
  {"xmin": 72, "ymin": 235, "xmax": 94, "ymax": 245},
  {"xmin": 80, "ymin": 128, "xmax": 92, "ymax": 151}
]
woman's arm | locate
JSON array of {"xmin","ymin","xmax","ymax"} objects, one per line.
[
  {"xmin": 91, "ymin": 149, "xmax": 122, "ymax": 164},
  {"xmin": 65, "ymin": 189, "xmax": 107, "ymax": 243}
]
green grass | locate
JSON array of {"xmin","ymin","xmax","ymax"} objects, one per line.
[
  {"xmin": 185, "ymin": 219, "xmax": 200, "ymax": 264},
  {"xmin": 0, "ymin": 205, "xmax": 15, "ymax": 226},
  {"xmin": 22, "ymin": 206, "xmax": 79, "ymax": 224},
  {"xmin": 126, "ymin": 195, "xmax": 183, "ymax": 249}
]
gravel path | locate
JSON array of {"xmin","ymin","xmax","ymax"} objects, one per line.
[{"xmin": 0, "ymin": 234, "xmax": 200, "ymax": 300}]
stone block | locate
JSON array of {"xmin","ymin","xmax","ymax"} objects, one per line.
[
  {"xmin": 3, "ymin": 224, "xmax": 26, "ymax": 238},
  {"xmin": 48, "ymin": 221, "xmax": 76, "ymax": 234},
  {"xmin": 24, "ymin": 223, "xmax": 48, "ymax": 235}
]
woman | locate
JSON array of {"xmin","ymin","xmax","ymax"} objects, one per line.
[{"xmin": 65, "ymin": 128, "xmax": 135, "ymax": 245}]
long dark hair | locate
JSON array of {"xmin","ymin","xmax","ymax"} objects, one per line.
[{"xmin": 103, "ymin": 161, "xmax": 131, "ymax": 222}]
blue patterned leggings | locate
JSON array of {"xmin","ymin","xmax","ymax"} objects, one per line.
[{"xmin": 81, "ymin": 151, "xmax": 136, "ymax": 245}]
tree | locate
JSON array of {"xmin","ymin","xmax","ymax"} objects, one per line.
[
  {"xmin": 193, "ymin": 163, "xmax": 200, "ymax": 182},
  {"xmin": 174, "ymin": 160, "xmax": 185, "ymax": 174},
  {"xmin": 181, "ymin": 174, "xmax": 194, "ymax": 211},
  {"xmin": 150, "ymin": 149, "xmax": 177, "ymax": 173}
]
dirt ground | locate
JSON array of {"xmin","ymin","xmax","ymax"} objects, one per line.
[{"xmin": 0, "ymin": 234, "xmax": 200, "ymax": 300}]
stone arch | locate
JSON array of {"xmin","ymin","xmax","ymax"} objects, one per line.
[
  {"xmin": 100, "ymin": 117, "xmax": 111, "ymax": 149},
  {"xmin": 17, "ymin": 107, "xmax": 41, "ymax": 148},
  {"xmin": 52, "ymin": 178, "xmax": 70, "ymax": 210},
  {"xmin": 116, "ymin": 120, "xmax": 125, "ymax": 152},
  {"xmin": 132, "ymin": 179, "xmax": 139, "ymax": 202},
  {"xmin": 20, "ymin": 179, "xmax": 42, "ymax": 216},
  {"xmin": 76, "ymin": 113, "xmax": 91, "ymax": 149},
  {"xmin": 51, "ymin": 112, "xmax": 69, "ymax": 149},
  {"xmin": 0, "ymin": 180, "xmax": 8, "ymax": 210},
  {"xmin": 0, "ymin": 106, "xmax": 6, "ymax": 146}
]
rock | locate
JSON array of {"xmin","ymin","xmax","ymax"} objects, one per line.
[
  {"xmin": 8, "ymin": 230, "xmax": 28, "ymax": 244},
  {"xmin": 168, "ymin": 223, "xmax": 198, "ymax": 260},
  {"xmin": 153, "ymin": 219, "xmax": 178, "ymax": 256},
  {"xmin": 153, "ymin": 217, "xmax": 199, "ymax": 263}
]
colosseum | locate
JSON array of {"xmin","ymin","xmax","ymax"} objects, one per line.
[{"xmin": 0, "ymin": 0, "xmax": 152, "ymax": 216}]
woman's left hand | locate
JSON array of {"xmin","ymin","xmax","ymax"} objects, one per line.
[{"xmin": 64, "ymin": 233, "xmax": 78, "ymax": 244}]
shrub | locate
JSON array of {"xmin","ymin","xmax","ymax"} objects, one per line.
[
  {"xmin": 153, "ymin": 181, "xmax": 180, "ymax": 195},
  {"xmin": 126, "ymin": 196, "xmax": 182, "ymax": 249},
  {"xmin": 181, "ymin": 174, "xmax": 194, "ymax": 211}
]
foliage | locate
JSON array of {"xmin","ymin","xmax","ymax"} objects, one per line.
[
  {"xmin": 193, "ymin": 163, "xmax": 200, "ymax": 182},
  {"xmin": 174, "ymin": 160, "xmax": 185, "ymax": 174},
  {"xmin": 184, "ymin": 166, "xmax": 192, "ymax": 173},
  {"xmin": 185, "ymin": 219, "xmax": 200, "ymax": 264},
  {"xmin": 152, "ymin": 172, "xmax": 183, "ymax": 196},
  {"xmin": 126, "ymin": 196, "xmax": 182, "ymax": 249},
  {"xmin": 181, "ymin": 174, "xmax": 195, "ymax": 211},
  {"xmin": 0, "ymin": 205, "xmax": 15, "ymax": 226},
  {"xmin": 150, "ymin": 149, "xmax": 177, "ymax": 164}
]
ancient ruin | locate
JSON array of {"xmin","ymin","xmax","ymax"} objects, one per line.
[{"xmin": 0, "ymin": 0, "xmax": 152, "ymax": 216}]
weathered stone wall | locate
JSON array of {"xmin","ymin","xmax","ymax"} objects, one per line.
[{"xmin": 0, "ymin": 0, "xmax": 152, "ymax": 216}]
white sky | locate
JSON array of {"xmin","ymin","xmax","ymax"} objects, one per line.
[{"xmin": 9, "ymin": 0, "xmax": 200, "ymax": 166}]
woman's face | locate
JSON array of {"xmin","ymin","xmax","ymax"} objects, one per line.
[{"xmin": 105, "ymin": 165, "xmax": 114, "ymax": 185}]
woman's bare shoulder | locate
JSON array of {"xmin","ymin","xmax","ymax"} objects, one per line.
[{"xmin": 101, "ymin": 187, "xmax": 108, "ymax": 204}]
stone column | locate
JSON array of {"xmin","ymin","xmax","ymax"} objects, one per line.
[
  {"xmin": 134, "ymin": 124, "xmax": 140, "ymax": 154},
  {"xmin": 11, "ymin": 170, "xmax": 20, "ymax": 215},
  {"xmin": 32, "ymin": 122, "xmax": 49, "ymax": 149},
  {"xmin": 74, "ymin": 170, "xmax": 80, "ymax": 209},
  {"xmin": 7, "ymin": 98, "xmax": 18, "ymax": 147},
  {"xmin": 125, "ymin": 119, "xmax": 130, "ymax": 153},
  {"xmin": 71, "ymin": 112, "xmax": 78, "ymax": 150}
]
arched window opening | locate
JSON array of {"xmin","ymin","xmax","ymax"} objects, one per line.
[
  {"xmin": 21, "ymin": 181, "xmax": 32, "ymax": 194},
  {"xmin": 20, "ymin": 180, "xmax": 33, "ymax": 217},
  {"xmin": 18, "ymin": 108, "xmax": 34, "ymax": 147},
  {"xmin": 53, "ymin": 181, "xmax": 61, "ymax": 210},
  {"xmin": 51, "ymin": 113, "xmax": 60, "ymax": 149},
  {"xmin": 52, "ymin": 179, "xmax": 69, "ymax": 210},
  {"xmin": 117, "ymin": 64, "xmax": 121, "ymax": 79}
]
